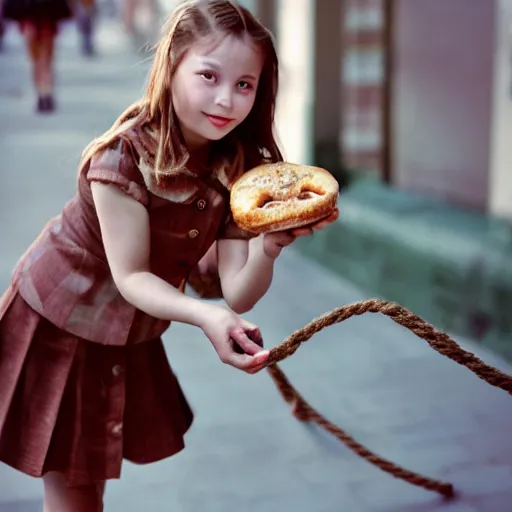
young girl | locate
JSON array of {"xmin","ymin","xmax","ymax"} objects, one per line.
[
  {"xmin": 1, "ymin": 0, "xmax": 73, "ymax": 112},
  {"xmin": 0, "ymin": 1, "xmax": 338, "ymax": 510}
]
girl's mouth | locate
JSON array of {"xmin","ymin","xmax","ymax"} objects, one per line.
[{"xmin": 204, "ymin": 113, "xmax": 234, "ymax": 128}]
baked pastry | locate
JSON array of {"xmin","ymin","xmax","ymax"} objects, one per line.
[{"xmin": 230, "ymin": 162, "xmax": 339, "ymax": 233}]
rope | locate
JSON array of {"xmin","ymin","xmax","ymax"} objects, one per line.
[{"xmin": 263, "ymin": 298, "xmax": 512, "ymax": 499}]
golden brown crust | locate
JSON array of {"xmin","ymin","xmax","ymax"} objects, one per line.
[{"xmin": 230, "ymin": 162, "xmax": 339, "ymax": 234}]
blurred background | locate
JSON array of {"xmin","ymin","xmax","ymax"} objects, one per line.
[
  {"xmin": 1, "ymin": 0, "xmax": 512, "ymax": 511},
  {"xmin": 270, "ymin": 0, "xmax": 512, "ymax": 361}
]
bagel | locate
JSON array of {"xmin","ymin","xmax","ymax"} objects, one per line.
[{"xmin": 230, "ymin": 162, "xmax": 339, "ymax": 234}]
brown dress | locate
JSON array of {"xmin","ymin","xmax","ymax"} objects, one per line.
[
  {"xmin": 2, "ymin": 0, "xmax": 73, "ymax": 36},
  {"xmin": 0, "ymin": 126, "xmax": 254, "ymax": 487}
]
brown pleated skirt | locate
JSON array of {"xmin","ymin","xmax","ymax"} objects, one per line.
[{"xmin": 0, "ymin": 284, "xmax": 193, "ymax": 487}]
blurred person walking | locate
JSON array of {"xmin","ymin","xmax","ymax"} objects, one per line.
[
  {"xmin": 121, "ymin": 0, "xmax": 160, "ymax": 48},
  {"xmin": 0, "ymin": 1, "xmax": 6, "ymax": 52},
  {"xmin": 74, "ymin": 0, "xmax": 96, "ymax": 56},
  {"xmin": 1, "ymin": 0, "xmax": 73, "ymax": 113}
]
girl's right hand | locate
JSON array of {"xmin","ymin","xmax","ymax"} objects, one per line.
[{"xmin": 200, "ymin": 306, "xmax": 270, "ymax": 374}]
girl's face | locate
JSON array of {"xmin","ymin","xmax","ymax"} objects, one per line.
[{"xmin": 172, "ymin": 34, "xmax": 263, "ymax": 149}]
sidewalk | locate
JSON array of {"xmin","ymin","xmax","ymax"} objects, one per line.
[
  {"xmin": 295, "ymin": 179, "xmax": 512, "ymax": 364},
  {"xmin": 1, "ymin": 18, "xmax": 512, "ymax": 512}
]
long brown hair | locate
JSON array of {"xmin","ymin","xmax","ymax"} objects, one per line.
[{"xmin": 79, "ymin": 0, "xmax": 283, "ymax": 181}]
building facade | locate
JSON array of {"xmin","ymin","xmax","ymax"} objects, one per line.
[{"xmin": 269, "ymin": 0, "xmax": 511, "ymax": 221}]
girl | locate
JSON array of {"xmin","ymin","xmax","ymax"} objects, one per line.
[
  {"xmin": 1, "ymin": 0, "xmax": 73, "ymax": 112},
  {"xmin": 0, "ymin": 1, "xmax": 338, "ymax": 510}
]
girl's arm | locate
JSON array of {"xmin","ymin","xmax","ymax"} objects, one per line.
[
  {"xmin": 91, "ymin": 181, "xmax": 211, "ymax": 327},
  {"xmin": 91, "ymin": 182, "xmax": 269, "ymax": 372},
  {"xmin": 218, "ymin": 209, "xmax": 340, "ymax": 313},
  {"xmin": 217, "ymin": 232, "xmax": 294, "ymax": 314}
]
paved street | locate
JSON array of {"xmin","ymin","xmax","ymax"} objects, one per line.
[{"xmin": 1, "ymin": 16, "xmax": 512, "ymax": 512}]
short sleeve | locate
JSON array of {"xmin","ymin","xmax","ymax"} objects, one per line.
[{"xmin": 87, "ymin": 138, "xmax": 149, "ymax": 206}]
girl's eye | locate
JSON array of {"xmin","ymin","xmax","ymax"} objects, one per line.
[
  {"xmin": 238, "ymin": 81, "xmax": 252, "ymax": 91},
  {"xmin": 200, "ymin": 72, "xmax": 215, "ymax": 82}
]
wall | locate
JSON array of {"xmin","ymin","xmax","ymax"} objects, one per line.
[
  {"xmin": 489, "ymin": 0, "xmax": 512, "ymax": 222},
  {"xmin": 274, "ymin": 0, "xmax": 315, "ymax": 164},
  {"xmin": 340, "ymin": 0, "xmax": 387, "ymax": 176},
  {"xmin": 392, "ymin": 0, "xmax": 495, "ymax": 211}
]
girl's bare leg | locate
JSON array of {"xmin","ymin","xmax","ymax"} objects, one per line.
[
  {"xmin": 23, "ymin": 25, "xmax": 56, "ymax": 112},
  {"xmin": 38, "ymin": 32, "xmax": 56, "ymax": 98},
  {"xmin": 43, "ymin": 472, "xmax": 105, "ymax": 512},
  {"xmin": 22, "ymin": 25, "xmax": 42, "ymax": 95}
]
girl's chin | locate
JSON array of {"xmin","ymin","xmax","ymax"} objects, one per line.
[
  {"xmin": 181, "ymin": 122, "xmax": 236, "ymax": 148},
  {"xmin": 202, "ymin": 125, "xmax": 235, "ymax": 140}
]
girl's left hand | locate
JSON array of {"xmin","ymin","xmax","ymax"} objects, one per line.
[
  {"xmin": 262, "ymin": 230, "xmax": 296, "ymax": 259},
  {"xmin": 263, "ymin": 207, "xmax": 339, "ymax": 258},
  {"xmin": 290, "ymin": 207, "xmax": 339, "ymax": 237}
]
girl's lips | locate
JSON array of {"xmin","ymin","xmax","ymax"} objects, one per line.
[{"xmin": 204, "ymin": 113, "xmax": 234, "ymax": 128}]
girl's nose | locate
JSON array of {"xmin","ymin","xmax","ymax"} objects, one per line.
[{"xmin": 215, "ymin": 86, "xmax": 233, "ymax": 110}]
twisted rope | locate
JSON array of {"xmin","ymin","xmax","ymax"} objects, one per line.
[{"xmin": 263, "ymin": 298, "xmax": 512, "ymax": 499}]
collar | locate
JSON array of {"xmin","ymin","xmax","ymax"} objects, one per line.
[{"xmin": 122, "ymin": 125, "xmax": 240, "ymax": 204}]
